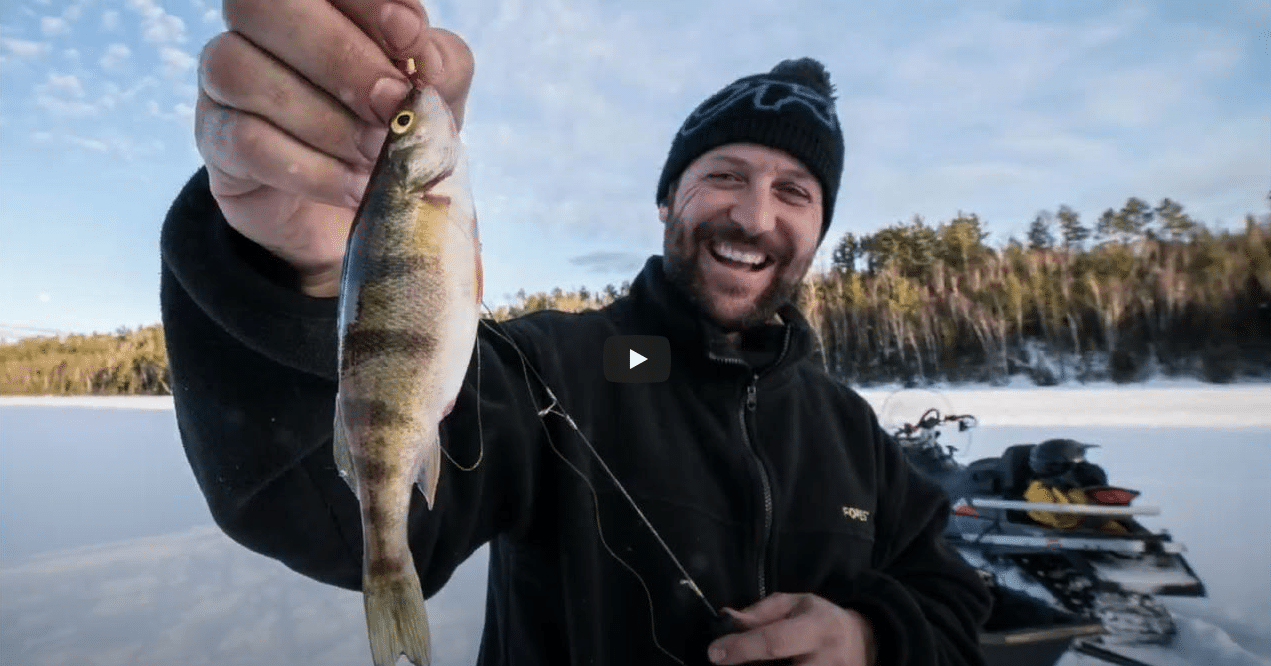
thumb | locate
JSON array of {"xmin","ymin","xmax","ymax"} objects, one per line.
[{"xmin": 422, "ymin": 28, "xmax": 474, "ymax": 130}]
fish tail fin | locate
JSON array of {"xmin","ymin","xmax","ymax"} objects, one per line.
[
  {"xmin": 418, "ymin": 430, "xmax": 442, "ymax": 509},
  {"xmin": 363, "ymin": 564, "xmax": 431, "ymax": 666}
]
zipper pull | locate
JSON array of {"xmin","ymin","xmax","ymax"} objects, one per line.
[{"xmin": 746, "ymin": 378, "xmax": 757, "ymax": 411}]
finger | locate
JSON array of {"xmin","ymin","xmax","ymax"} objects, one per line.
[
  {"xmin": 199, "ymin": 31, "xmax": 387, "ymax": 168},
  {"xmin": 197, "ymin": 91, "xmax": 370, "ymax": 210},
  {"xmin": 428, "ymin": 27, "xmax": 475, "ymax": 130},
  {"xmin": 300, "ymin": 0, "xmax": 474, "ymax": 125},
  {"xmin": 329, "ymin": 0, "xmax": 431, "ymax": 60},
  {"xmin": 727, "ymin": 592, "xmax": 807, "ymax": 626},
  {"xmin": 709, "ymin": 615, "xmax": 823, "ymax": 665},
  {"xmin": 224, "ymin": 0, "xmax": 411, "ymax": 125}
]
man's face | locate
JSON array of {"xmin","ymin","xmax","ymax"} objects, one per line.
[{"xmin": 661, "ymin": 143, "xmax": 823, "ymax": 331}]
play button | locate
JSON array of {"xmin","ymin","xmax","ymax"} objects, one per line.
[{"xmin": 604, "ymin": 335, "xmax": 670, "ymax": 383}]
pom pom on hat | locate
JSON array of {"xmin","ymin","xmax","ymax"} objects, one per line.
[{"xmin": 768, "ymin": 57, "xmax": 836, "ymax": 101}]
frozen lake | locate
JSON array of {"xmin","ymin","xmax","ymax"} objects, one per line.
[{"xmin": 1, "ymin": 384, "xmax": 1268, "ymax": 666}]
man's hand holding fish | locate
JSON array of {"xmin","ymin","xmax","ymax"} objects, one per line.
[{"xmin": 193, "ymin": 0, "xmax": 474, "ymax": 298}]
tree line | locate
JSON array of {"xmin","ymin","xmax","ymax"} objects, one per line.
[
  {"xmin": 807, "ymin": 196, "xmax": 1271, "ymax": 385},
  {"xmin": 2, "ymin": 194, "xmax": 1268, "ymax": 395},
  {"xmin": 1, "ymin": 324, "xmax": 170, "ymax": 395}
]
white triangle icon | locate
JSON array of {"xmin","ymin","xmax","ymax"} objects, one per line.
[{"xmin": 629, "ymin": 349, "xmax": 647, "ymax": 369}]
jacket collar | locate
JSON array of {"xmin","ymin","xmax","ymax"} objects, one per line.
[{"xmin": 621, "ymin": 255, "xmax": 819, "ymax": 376}]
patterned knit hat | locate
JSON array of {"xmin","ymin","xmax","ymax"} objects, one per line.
[{"xmin": 655, "ymin": 57, "xmax": 845, "ymax": 242}]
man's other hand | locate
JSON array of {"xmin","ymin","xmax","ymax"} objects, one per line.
[{"xmin": 708, "ymin": 592, "xmax": 877, "ymax": 665}]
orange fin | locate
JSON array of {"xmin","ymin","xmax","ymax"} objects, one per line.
[{"xmin": 475, "ymin": 252, "xmax": 484, "ymax": 304}]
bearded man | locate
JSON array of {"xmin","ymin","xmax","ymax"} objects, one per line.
[{"xmin": 161, "ymin": 3, "xmax": 991, "ymax": 664}]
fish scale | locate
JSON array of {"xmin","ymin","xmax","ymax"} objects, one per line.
[{"xmin": 333, "ymin": 77, "xmax": 482, "ymax": 666}]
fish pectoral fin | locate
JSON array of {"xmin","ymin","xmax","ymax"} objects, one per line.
[
  {"xmin": 334, "ymin": 398, "xmax": 359, "ymax": 497},
  {"xmin": 415, "ymin": 430, "xmax": 442, "ymax": 510}
]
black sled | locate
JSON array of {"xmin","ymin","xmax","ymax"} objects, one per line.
[{"xmin": 879, "ymin": 391, "xmax": 1207, "ymax": 666}]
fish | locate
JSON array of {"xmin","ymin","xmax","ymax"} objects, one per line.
[{"xmin": 333, "ymin": 70, "xmax": 482, "ymax": 666}]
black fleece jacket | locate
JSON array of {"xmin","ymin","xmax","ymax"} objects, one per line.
[{"xmin": 159, "ymin": 167, "xmax": 991, "ymax": 666}]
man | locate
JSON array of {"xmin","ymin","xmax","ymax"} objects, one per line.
[{"xmin": 162, "ymin": 2, "xmax": 991, "ymax": 665}]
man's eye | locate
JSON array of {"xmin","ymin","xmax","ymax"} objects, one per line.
[
  {"xmin": 782, "ymin": 186, "xmax": 810, "ymax": 200},
  {"xmin": 708, "ymin": 172, "xmax": 739, "ymax": 182}
]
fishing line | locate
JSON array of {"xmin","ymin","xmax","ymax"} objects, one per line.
[
  {"xmin": 473, "ymin": 313, "xmax": 723, "ymax": 664},
  {"xmin": 440, "ymin": 334, "xmax": 484, "ymax": 472}
]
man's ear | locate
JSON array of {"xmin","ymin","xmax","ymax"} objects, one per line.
[{"xmin": 658, "ymin": 204, "xmax": 669, "ymax": 225}]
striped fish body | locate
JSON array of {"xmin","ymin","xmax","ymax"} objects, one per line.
[{"xmin": 334, "ymin": 84, "xmax": 482, "ymax": 666}]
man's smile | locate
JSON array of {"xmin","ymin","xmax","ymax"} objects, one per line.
[{"xmin": 707, "ymin": 240, "xmax": 775, "ymax": 271}]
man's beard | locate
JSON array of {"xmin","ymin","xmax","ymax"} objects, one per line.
[{"xmin": 662, "ymin": 210, "xmax": 811, "ymax": 331}]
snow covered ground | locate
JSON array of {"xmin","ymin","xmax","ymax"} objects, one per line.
[{"xmin": 1, "ymin": 383, "xmax": 1268, "ymax": 666}]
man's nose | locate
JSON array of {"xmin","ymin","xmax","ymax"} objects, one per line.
[{"xmin": 732, "ymin": 185, "xmax": 776, "ymax": 236}]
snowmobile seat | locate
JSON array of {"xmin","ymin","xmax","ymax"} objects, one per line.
[
  {"xmin": 998, "ymin": 444, "xmax": 1037, "ymax": 499},
  {"xmin": 965, "ymin": 458, "xmax": 1006, "ymax": 495}
]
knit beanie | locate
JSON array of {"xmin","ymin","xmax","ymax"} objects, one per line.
[{"xmin": 655, "ymin": 57, "xmax": 845, "ymax": 242}]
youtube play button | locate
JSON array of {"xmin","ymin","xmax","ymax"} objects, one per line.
[{"xmin": 603, "ymin": 335, "xmax": 671, "ymax": 383}]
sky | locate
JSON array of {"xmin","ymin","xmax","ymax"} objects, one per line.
[{"xmin": 0, "ymin": 0, "xmax": 1268, "ymax": 338}]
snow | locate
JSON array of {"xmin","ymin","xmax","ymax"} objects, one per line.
[
  {"xmin": 858, "ymin": 383, "xmax": 1271, "ymax": 427},
  {"xmin": 1, "ymin": 383, "xmax": 1269, "ymax": 665},
  {"xmin": 0, "ymin": 395, "xmax": 175, "ymax": 410}
]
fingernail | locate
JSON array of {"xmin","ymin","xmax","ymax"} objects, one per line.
[
  {"xmin": 346, "ymin": 171, "xmax": 370, "ymax": 208},
  {"xmin": 358, "ymin": 124, "xmax": 387, "ymax": 164},
  {"xmin": 379, "ymin": 3, "xmax": 421, "ymax": 53},
  {"xmin": 709, "ymin": 646, "xmax": 726, "ymax": 664},
  {"xmin": 370, "ymin": 76, "xmax": 410, "ymax": 125}
]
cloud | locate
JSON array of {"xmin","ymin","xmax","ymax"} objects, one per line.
[
  {"xmin": 31, "ymin": 129, "xmax": 164, "ymax": 161},
  {"xmin": 159, "ymin": 46, "xmax": 196, "ymax": 78},
  {"xmin": 569, "ymin": 252, "xmax": 649, "ymax": 275},
  {"xmin": 40, "ymin": 16, "xmax": 70, "ymax": 36},
  {"xmin": 100, "ymin": 76, "xmax": 159, "ymax": 111},
  {"xmin": 100, "ymin": 43, "xmax": 130, "ymax": 71},
  {"xmin": 41, "ymin": 73, "xmax": 85, "ymax": 97},
  {"xmin": 126, "ymin": 0, "xmax": 187, "ymax": 45},
  {"xmin": 146, "ymin": 100, "xmax": 196, "ymax": 127},
  {"xmin": 0, "ymin": 38, "xmax": 50, "ymax": 58},
  {"xmin": 30, "ymin": 72, "xmax": 98, "ymax": 117},
  {"xmin": 61, "ymin": 0, "xmax": 89, "ymax": 22},
  {"xmin": 102, "ymin": 9, "xmax": 120, "ymax": 30},
  {"xmin": 33, "ymin": 96, "xmax": 97, "ymax": 116}
]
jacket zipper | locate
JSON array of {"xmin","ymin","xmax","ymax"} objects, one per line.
[
  {"xmin": 708, "ymin": 327, "xmax": 792, "ymax": 600},
  {"xmin": 741, "ymin": 374, "xmax": 772, "ymax": 598}
]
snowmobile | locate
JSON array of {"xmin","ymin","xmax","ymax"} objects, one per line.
[{"xmin": 878, "ymin": 390, "xmax": 1207, "ymax": 666}]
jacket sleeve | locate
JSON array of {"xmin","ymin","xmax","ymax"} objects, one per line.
[
  {"xmin": 824, "ymin": 402, "xmax": 992, "ymax": 666},
  {"xmin": 159, "ymin": 168, "xmax": 548, "ymax": 594}
]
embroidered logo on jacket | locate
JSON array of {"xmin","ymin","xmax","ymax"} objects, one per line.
[{"xmin": 842, "ymin": 506, "xmax": 871, "ymax": 522}]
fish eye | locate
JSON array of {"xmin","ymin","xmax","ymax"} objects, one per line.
[{"xmin": 390, "ymin": 110, "xmax": 415, "ymax": 133}]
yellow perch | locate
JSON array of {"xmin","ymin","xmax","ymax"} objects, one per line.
[{"xmin": 333, "ymin": 79, "xmax": 482, "ymax": 666}]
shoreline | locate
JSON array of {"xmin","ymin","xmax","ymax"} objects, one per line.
[{"xmin": 2, "ymin": 382, "xmax": 1269, "ymax": 427}]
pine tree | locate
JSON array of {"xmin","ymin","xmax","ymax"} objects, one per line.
[{"xmin": 1028, "ymin": 211, "xmax": 1055, "ymax": 250}]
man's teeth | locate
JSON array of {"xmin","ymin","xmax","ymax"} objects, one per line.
[{"xmin": 712, "ymin": 241, "xmax": 767, "ymax": 267}]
